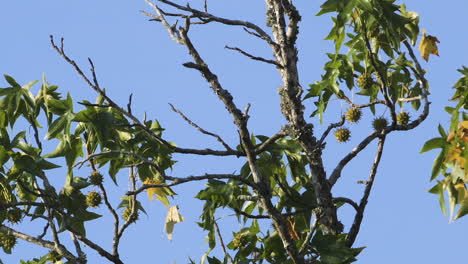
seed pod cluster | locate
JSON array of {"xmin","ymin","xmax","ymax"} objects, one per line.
[
  {"xmin": 334, "ymin": 128, "xmax": 351, "ymax": 143},
  {"xmin": 345, "ymin": 108, "xmax": 362, "ymax": 123},
  {"xmin": 6, "ymin": 208, "xmax": 22, "ymax": 224},
  {"xmin": 357, "ymin": 73, "xmax": 374, "ymax": 89},
  {"xmin": 397, "ymin": 111, "xmax": 411, "ymax": 125},
  {"xmin": 373, "ymin": 117, "xmax": 388, "ymax": 131},
  {"xmin": 0, "ymin": 232, "xmax": 16, "ymax": 252},
  {"xmin": 122, "ymin": 207, "xmax": 139, "ymax": 223},
  {"xmin": 89, "ymin": 171, "xmax": 103, "ymax": 186},
  {"xmin": 86, "ymin": 191, "xmax": 102, "ymax": 208}
]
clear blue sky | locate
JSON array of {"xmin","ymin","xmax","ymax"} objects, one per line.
[{"xmin": 1, "ymin": 1, "xmax": 468, "ymax": 263}]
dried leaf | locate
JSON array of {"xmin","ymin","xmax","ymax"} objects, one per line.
[
  {"xmin": 164, "ymin": 205, "xmax": 185, "ymax": 240},
  {"xmin": 418, "ymin": 29, "xmax": 440, "ymax": 62},
  {"xmin": 287, "ymin": 217, "xmax": 299, "ymax": 240}
]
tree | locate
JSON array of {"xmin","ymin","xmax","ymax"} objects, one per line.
[{"xmin": 0, "ymin": 0, "xmax": 452, "ymax": 263}]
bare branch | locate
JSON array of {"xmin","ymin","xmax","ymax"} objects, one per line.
[
  {"xmin": 67, "ymin": 225, "xmax": 124, "ymax": 264},
  {"xmin": 346, "ymin": 136, "xmax": 386, "ymax": 247},
  {"xmin": 333, "ymin": 197, "xmax": 359, "ymax": 212},
  {"xmin": 225, "ymin": 45, "xmax": 283, "ymax": 68},
  {"xmin": 329, "ymin": 131, "xmax": 380, "ymax": 187},
  {"xmin": 169, "ymin": 103, "xmax": 234, "ymax": 151},
  {"xmin": 38, "ymin": 223, "xmax": 49, "ymax": 240},
  {"xmin": 150, "ymin": 0, "xmax": 276, "ymax": 47},
  {"xmin": 51, "ymin": 35, "xmax": 242, "ymax": 157},
  {"xmin": 144, "ymin": 0, "xmax": 184, "ymax": 44},
  {"xmin": 214, "ymin": 218, "xmax": 234, "ymax": 264}
]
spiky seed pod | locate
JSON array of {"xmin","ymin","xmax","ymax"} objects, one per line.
[
  {"xmin": 0, "ymin": 232, "xmax": 17, "ymax": 251},
  {"xmin": 89, "ymin": 171, "xmax": 103, "ymax": 186},
  {"xmin": 334, "ymin": 128, "xmax": 351, "ymax": 143},
  {"xmin": 7, "ymin": 208, "xmax": 22, "ymax": 224},
  {"xmin": 397, "ymin": 111, "xmax": 411, "ymax": 125},
  {"xmin": 122, "ymin": 207, "xmax": 139, "ymax": 223},
  {"xmin": 345, "ymin": 108, "xmax": 362, "ymax": 123},
  {"xmin": 357, "ymin": 73, "xmax": 374, "ymax": 89},
  {"xmin": 373, "ymin": 117, "xmax": 388, "ymax": 131},
  {"xmin": 47, "ymin": 250, "xmax": 62, "ymax": 263},
  {"xmin": 86, "ymin": 191, "xmax": 102, "ymax": 208}
]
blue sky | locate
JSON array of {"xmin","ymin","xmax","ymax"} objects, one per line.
[{"xmin": 1, "ymin": 1, "xmax": 468, "ymax": 263}]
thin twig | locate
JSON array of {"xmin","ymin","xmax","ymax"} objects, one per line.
[
  {"xmin": 225, "ymin": 45, "xmax": 283, "ymax": 68},
  {"xmin": 299, "ymin": 213, "xmax": 321, "ymax": 256},
  {"xmin": 318, "ymin": 115, "xmax": 345, "ymax": 146},
  {"xmin": 169, "ymin": 103, "xmax": 234, "ymax": 151}
]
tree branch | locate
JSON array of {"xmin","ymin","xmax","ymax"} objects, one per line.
[
  {"xmin": 318, "ymin": 115, "xmax": 345, "ymax": 146},
  {"xmin": 0, "ymin": 225, "xmax": 78, "ymax": 263},
  {"xmin": 213, "ymin": 218, "xmax": 233, "ymax": 264},
  {"xmin": 149, "ymin": 0, "xmax": 277, "ymax": 47},
  {"xmin": 225, "ymin": 45, "xmax": 283, "ymax": 68},
  {"xmin": 333, "ymin": 197, "xmax": 359, "ymax": 212},
  {"xmin": 329, "ymin": 131, "xmax": 380, "ymax": 187},
  {"xmin": 346, "ymin": 136, "xmax": 386, "ymax": 247},
  {"xmin": 169, "ymin": 103, "xmax": 234, "ymax": 151}
]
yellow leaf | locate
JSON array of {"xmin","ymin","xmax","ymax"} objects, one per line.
[
  {"xmin": 418, "ymin": 29, "xmax": 440, "ymax": 62},
  {"xmin": 164, "ymin": 205, "xmax": 185, "ymax": 240},
  {"xmin": 446, "ymin": 146, "xmax": 466, "ymax": 169},
  {"xmin": 143, "ymin": 178, "xmax": 176, "ymax": 208}
]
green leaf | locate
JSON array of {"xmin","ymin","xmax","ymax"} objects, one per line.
[
  {"xmin": 420, "ymin": 137, "xmax": 446, "ymax": 153},
  {"xmin": 4, "ymin": 75, "xmax": 20, "ymax": 88},
  {"xmin": 438, "ymin": 124, "xmax": 447, "ymax": 138},
  {"xmin": 431, "ymin": 149, "xmax": 446, "ymax": 181}
]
